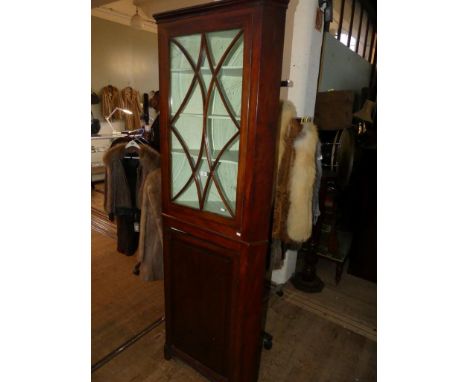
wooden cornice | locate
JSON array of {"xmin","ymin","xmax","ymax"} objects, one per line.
[{"xmin": 154, "ymin": 0, "xmax": 289, "ymax": 22}]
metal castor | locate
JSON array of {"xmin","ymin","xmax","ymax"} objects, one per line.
[
  {"xmin": 262, "ymin": 331, "xmax": 273, "ymax": 350},
  {"xmin": 132, "ymin": 262, "xmax": 141, "ymax": 276}
]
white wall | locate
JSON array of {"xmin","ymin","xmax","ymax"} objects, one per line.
[
  {"xmin": 318, "ymin": 33, "xmax": 372, "ymax": 93},
  {"xmin": 280, "ymin": 0, "xmax": 324, "ymax": 119},
  {"xmin": 91, "ymin": 16, "xmax": 159, "ymax": 123}
]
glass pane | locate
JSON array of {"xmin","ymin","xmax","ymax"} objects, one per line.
[
  {"xmin": 171, "ymin": 149, "xmax": 197, "ymax": 205},
  {"xmin": 206, "ymin": 30, "xmax": 238, "ymax": 67},
  {"xmin": 170, "ymin": 46, "xmax": 194, "ymax": 113},
  {"xmin": 169, "ymin": 29, "xmax": 243, "ymax": 218},
  {"xmin": 173, "ymin": 176, "xmax": 200, "ymax": 209},
  {"xmin": 217, "ymin": 70, "xmax": 243, "ymax": 117},
  {"xmin": 203, "ymin": 136, "xmax": 239, "ymax": 217},
  {"xmin": 173, "ymin": 34, "xmax": 201, "ymax": 66},
  {"xmin": 172, "ymin": 113, "xmax": 203, "ymax": 151},
  {"xmin": 203, "ymin": 180, "xmax": 227, "ymax": 217},
  {"xmin": 208, "ymin": 117, "xmax": 238, "ymax": 156},
  {"xmin": 222, "ymin": 32, "xmax": 243, "ymax": 68}
]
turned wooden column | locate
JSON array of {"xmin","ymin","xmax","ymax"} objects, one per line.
[{"xmin": 291, "ymin": 211, "xmax": 324, "ymax": 293}]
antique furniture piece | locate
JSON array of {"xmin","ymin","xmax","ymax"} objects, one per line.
[
  {"xmin": 154, "ymin": 1, "xmax": 289, "ymax": 381},
  {"xmin": 314, "ymin": 90, "xmax": 355, "ymax": 131}
]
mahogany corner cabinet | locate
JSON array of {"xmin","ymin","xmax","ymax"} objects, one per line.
[{"xmin": 154, "ymin": 1, "xmax": 289, "ymax": 381}]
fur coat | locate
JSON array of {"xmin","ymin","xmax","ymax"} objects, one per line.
[
  {"xmin": 121, "ymin": 87, "xmax": 142, "ymax": 131},
  {"xmin": 137, "ymin": 169, "xmax": 163, "ymax": 281},
  {"xmin": 103, "ymin": 142, "xmax": 163, "ymax": 280},
  {"xmin": 272, "ymin": 101, "xmax": 319, "ymax": 244},
  {"xmin": 103, "ymin": 143, "xmax": 160, "ymax": 216},
  {"xmin": 287, "ymin": 121, "xmax": 319, "ymax": 242},
  {"xmin": 272, "ymin": 101, "xmax": 301, "ymax": 243},
  {"xmin": 101, "ymin": 85, "xmax": 124, "ymax": 120}
]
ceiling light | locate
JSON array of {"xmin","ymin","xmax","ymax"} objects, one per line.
[{"xmin": 130, "ymin": 7, "xmax": 143, "ymax": 30}]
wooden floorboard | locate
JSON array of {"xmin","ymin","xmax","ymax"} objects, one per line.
[
  {"xmin": 92, "ymin": 323, "xmax": 207, "ymax": 382},
  {"xmin": 259, "ymin": 296, "xmax": 376, "ymax": 382},
  {"xmin": 283, "ymin": 257, "xmax": 377, "ymax": 341},
  {"xmin": 91, "ymin": 185, "xmax": 117, "ymax": 240},
  {"xmin": 92, "ymin": 296, "xmax": 376, "ymax": 382},
  {"xmin": 92, "ymin": 230, "xmax": 165, "ymax": 365},
  {"xmin": 91, "ymin": 184, "xmax": 106, "ymax": 212},
  {"xmin": 91, "ymin": 207, "xmax": 117, "ymax": 240}
]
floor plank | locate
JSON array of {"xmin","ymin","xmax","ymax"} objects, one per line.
[
  {"xmin": 91, "ymin": 183, "xmax": 106, "ymax": 212},
  {"xmin": 93, "ymin": 296, "xmax": 376, "ymax": 382},
  {"xmin": 92, "ymin": 323, "xmax": 207, "ymax": 382},
  {"xmin": 92, "ymin": 230, "xmax": 165, "ymax": 365},
  {"xmin": 259, "ymin": 296, "xmax": 376, "ymax": 382},
  {"xmin": 284, "ymin": 258, "xmax": 377, "ymax": 341}
]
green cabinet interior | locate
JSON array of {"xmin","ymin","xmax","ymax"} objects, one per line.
[{"xmin": 169, "ymin": 29, "xmax": 243, "ymax": 218}]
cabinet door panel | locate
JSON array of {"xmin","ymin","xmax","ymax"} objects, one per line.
[
  {"xmin": 167, "ymin": 230, "xmax": 237, "ymax": 377},
  {"xmin": 169, "ymin": 29, "xmax": 244, "ymax": 219}
]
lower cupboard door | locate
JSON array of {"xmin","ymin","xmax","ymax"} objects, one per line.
[{"xmin": 167, "ymin": 229, "xmax": 238, "ymax": 378}]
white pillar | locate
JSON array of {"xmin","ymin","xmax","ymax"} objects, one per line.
[
  {"xmin": 273, "ymin": 0, "xmax": 324, "ymax": 285},
  {"xmin": 280, "ymin": 0, "xmax": 324, "ymax": 118}
]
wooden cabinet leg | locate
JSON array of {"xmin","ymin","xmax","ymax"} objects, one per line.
[{"xmin": 164, "ymin": 343, "xmax": 172, "ymax": 360}]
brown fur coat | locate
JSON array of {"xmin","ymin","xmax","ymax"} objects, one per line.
[
  {"xmin": 101, "ymin": 85, "xmax": 124, "ymax": 120},
  {"xmin": 121, "ymin": 87, "xmax": 142, "ymax": 131},
  {"xmin": 137, "ymin": 169, "xmax": 163, "ymax": 281},
  {"xmin": 103, "ymin": 143, "xmax": 160, "ymax": 215}
]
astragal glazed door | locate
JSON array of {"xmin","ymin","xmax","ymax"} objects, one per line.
[{"xmin": 169, "ymin": 29, "xmax": 244, "ymax": 218}]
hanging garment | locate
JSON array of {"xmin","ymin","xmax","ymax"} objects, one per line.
[
  {"xmin": 148, "ymin": 113, "xmax": 161, "ymax": 152},
  {"xmin": 136, "ymin": 169, "xmax": 163, "ymax": 281},
  {"xmin": 101, "ymin": 85, "xmax": 124, "ymax": 120},
  {"xmin": 272, "ymin": 100, "xmax": 301, "ymax": 243},
  {"xmin": 103, "ymin": 142, "xmax": 160, "ymax": 255},
  {"xmin": 272, "ymin": 101, "xmax": 320, "ymax": 245},
  {"xmin": 286, "ymin": 121, "xmax": 319, "ymax": 243},
  {"xmin": 121, "ymin": 87, "xmax": 142, "ymax": 131}
]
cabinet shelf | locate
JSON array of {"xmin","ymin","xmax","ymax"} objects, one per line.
[
  {"xmin": 175, "ymin": 199, "xmax": 234, "ymax": 214},
  {"xmin": 172, "ymin": 148, "xmax": 239, "ymax": 164},
  {"xmin": 171, "ymin": 66, "xmax": 243, "ymax": 73},
  {"xmin": 173, "ymin": 112, "xmax": 241, "ymax": 121}
]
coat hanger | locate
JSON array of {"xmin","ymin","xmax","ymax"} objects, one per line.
[
  {"xmin": 125, "ymin": 140, "xmax": 140, "ymax": 150},
  {"xmin": 124, "ymin": 141, "xmax": 140, "ymax": 160},
  {"xmin": 136, "ymin": 135, "xmax": 149, "ymax": 145}
]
